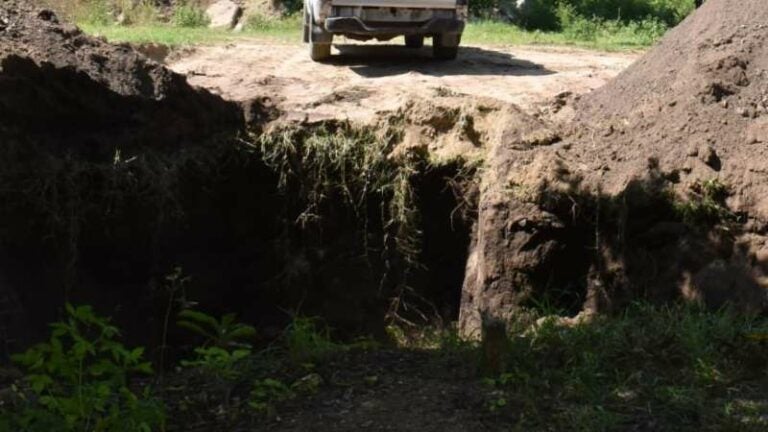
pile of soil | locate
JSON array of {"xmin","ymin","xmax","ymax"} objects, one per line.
[
  {"xmin": 0, "ymin": 0, "xmax": 242, "ymax": 149},
  {"xmin": 571, "ymin": 0, "xmax": 768, "ymax": 212},
  {"xmin": 460, "ymin": 0, "xmax": 768, "ymax": 336}
]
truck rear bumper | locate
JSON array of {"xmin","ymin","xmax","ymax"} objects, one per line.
[{"xmin": 324, "ymin": 16, "xmax": 464, "ymax": 36}]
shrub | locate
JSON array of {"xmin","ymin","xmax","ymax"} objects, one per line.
[
  {"xmin": 80, "ymin": 0, "xmax": 113, "ymax": 25},
  {"xmin": 172, "ymin": 4, "xmax": 210, "ymax": 28},
  {"xmin": 472, "ymin": 0, "xmax": 695, "ymax": 31},
  {"xmin": 4, "ymin": 304, "xmax": 164, "ymax": 432},
  {"xmin": 558, "ymin": 3, "xmax": 601, "ymax": 39},
  {"xmin": 283, "ymin": 317, "xmax": 338, "ymax": 364},
  {"xmin": 118, "ymin": 0, "xmax": 160, "ymax": 26}
]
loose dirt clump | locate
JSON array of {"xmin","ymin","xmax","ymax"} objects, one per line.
[
  {"xmin": 383, "ymin": 93, "xmax": 551, "ymax": 163},
  {"xmin": 460, "ymin": 0, "xmax": 768, "ymax": 336}
]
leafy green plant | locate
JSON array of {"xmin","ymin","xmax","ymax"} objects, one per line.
[
  {"xmin": 180, "ymin": 346, "xmax": 251, "ymax": 381},
  {"xmin": 177, "ymin": 309, "xmax": 256, "ymax": 349},
  {"xmin": 5, "ymin": 304, "xmax": 164, "ymax": 432},
  {"xmin": 177, "ymin": 308, "xmax": 256, "ymax": 379}
]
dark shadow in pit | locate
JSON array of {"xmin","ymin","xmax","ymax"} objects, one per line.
[{"xmin": 329, "ymin": 44, "xmax": 554, "ymax": 78}]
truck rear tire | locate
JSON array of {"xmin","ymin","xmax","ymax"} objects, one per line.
[
  {"xmin": 306, "ymin": 5, "xmax": 331, "ymax": 62},
  {"xmin": 405, "ymin": 35, "xmax": 424, "ymax": 49},
  {"xmin": 310, "ymin": 43, "xmax": 331, "ymax": 61},
  {"xmin": 433, "ymin": 33, "xmax": 460, "ymax": 60}
]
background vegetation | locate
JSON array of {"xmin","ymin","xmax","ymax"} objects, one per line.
[{"xmin": 48, "ymin": 0, "xmax": 700, "ymax": 50}]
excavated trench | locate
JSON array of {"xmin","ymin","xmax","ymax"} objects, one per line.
[
  {"xmin": 0, "ymin": 115, "xmax": 477, "ymax": 360},
  {"xmin": 0, "ymin": 2, "xmax": 475, "ymax": 358}
]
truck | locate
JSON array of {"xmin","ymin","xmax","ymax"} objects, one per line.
[{"xmin": 303, "ymin": 0, "xmax": 467, "ymax": 62}]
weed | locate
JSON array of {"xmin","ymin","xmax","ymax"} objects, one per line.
[
  {"xmin": 180, "ymin": 346, "xmax": 252, "ymax": 381},
  {"xmin": 248, "ymin": 378, "xmax": 294, "ymax": 417},
  {"xmin": 177, "ymin": 308, "xmax": 256, "ymax": 349},
  {"xmin": 4, "ymin": 304, "xmax": 164, "ymax": 432},
  {"xmin": 283, "ymin": 317, "xmax": 338, "ymax": 364},
  {"xmin": 158, "ymin": 267, "xmax": 192, "ymax": 376},
  {"xmin": 673, "ymin": 178, "xmax": 735, "ymax": 226},
  {"xmin": 248, "ymin": 373, "xmax": 323, "ymax": 417},
  {"xmin": 177, "ymin": 308, "xmax": 256, "ymax": 380}
]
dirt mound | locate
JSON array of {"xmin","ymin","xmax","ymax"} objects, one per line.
[
  {"xmin": 0, "ymin": 0, "xmax": 247, "ymax": 353},
  {"xmin": 571, "ymin": 0, "xmax": 768, "ymax": 210},
  {"xmin": 0, "ymin": 0, "xmax": 242, "ymax": 149},
  {"xmin": 460, "ymin": 0, "xmax": 768, "ymax": 336}
]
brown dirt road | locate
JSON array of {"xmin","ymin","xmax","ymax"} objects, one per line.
[{"xmin": 169, "ymin": 40, "xmax": 638, "ymax": 124}]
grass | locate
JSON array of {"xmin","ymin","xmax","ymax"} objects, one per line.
[
  {"xmin": 481, "ymin": 303, "xmax": 768, "ymax": 431},
  {"xmin": 80, "ymin": 16, "xmax": 662, "ymax": 51},
  {"xmin": 80, "ymin": 23, "xmax": 239, "ymax": 45},
  {"xmin": 466, "ymin": 18, "xmax": 665, "ymax": 51},
  {"xmin": 167, "ymin": 303, "xmax": 768, "ymax": 430}
]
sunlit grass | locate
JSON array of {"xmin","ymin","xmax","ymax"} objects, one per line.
[
  {"xmin": 81, "ymin": 17, "xmax": 661, "ymax": 52},
  {"xmin": 80, "ymin": 23, "xmax": 239, "ymax": 45},
  {"xmin": 465, "ymin": 19, "xmax": 664, "ymax": 51}
]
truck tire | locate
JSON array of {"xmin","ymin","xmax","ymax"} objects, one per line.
[
  {"xmin": 405, "ymin": 35, "xmax": 424, "ymax": 49},
  {"xmin": 306, "ymin": 4, "xmax": 331, "ymax": 62},
  {"xmin": 302, "ymin": 5, "xmax": 310, "ymax": 43},
  {"xmin": 310, "ymin": 43, "xmax": 331, "ymax": 61},
  {"xmin": 433, "ymin": 33, "xmax": 460, "ymax": 60}
]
